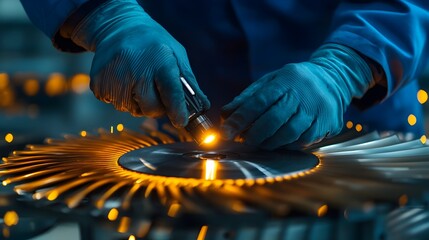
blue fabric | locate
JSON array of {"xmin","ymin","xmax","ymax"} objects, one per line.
[
  {"xmin": 21, "ymin": 0, "xmax": 429, "ymax": 135},
  {"xmin": 20, "ymin": 0, "xmax": 89, "ymax": 38}
]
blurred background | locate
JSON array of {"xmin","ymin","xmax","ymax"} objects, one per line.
[
  {"xmin": 0, "ymin": 0, "xmax": 429, "ymax": 146},
  {"xmin": 0, "ymin": 0, "xmax": 146, "ymax": 146}
]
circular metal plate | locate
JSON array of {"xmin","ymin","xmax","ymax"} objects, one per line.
[{"xmin": 118, "ymin": 141, "xmax": 319, "ymax": 180}]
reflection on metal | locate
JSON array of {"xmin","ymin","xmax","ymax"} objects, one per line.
[
  {"xmin": 1, "ymin": 130, "xmax": 429, "ymax": 238},
  {"xmin": 108, "ymin": 208, "xmax": 119, "ymax": 221},
  {"xmin": 197, "ymin": 225, "xmax": 208, "ymax": 240},
  {"xmin": 317, "ymin": 205, "xmax": 328, "ymax": 217},
  {"xmin": 203, "ymin": 160, "xmax": 218, "ymax": 180}
]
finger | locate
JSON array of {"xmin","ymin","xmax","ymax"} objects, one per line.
[
  {"xmin": 221, "ymin": 73, "xmax": 273, "ymax": 119},
  {"xmin": 260, "ymin": 110, "xmax": 313, "ymax": 150},
  {"xmin": 133, "ymin": 76, "xmax": 165, "ymax": 118},
  {"xmin": 155, "ymin": 59, "xmax": 188, "ymax": 128},
  {"xmin": 91, "ymin": 54, "xmax": 144, "ymax": 116},
  {"xmin": 243, "ymin": 93, "xmax": 299, "ymax": 146},
  {"xmin": 221, "ymin": 84, "xmax": 285, "ymax": 140}
]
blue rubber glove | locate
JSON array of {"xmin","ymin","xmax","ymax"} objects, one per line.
[
  {"xmin": 221, "ymin": 44, "xmax": 374, "ymax": 150},
  {"xmin": 70, "ymin": 0, "xmax": 209, "ymax": 127}
]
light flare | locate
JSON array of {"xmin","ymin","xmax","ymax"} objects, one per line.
[{"xmin": 203, "ymin": 159, "xmax": 218, "ymax": 180}]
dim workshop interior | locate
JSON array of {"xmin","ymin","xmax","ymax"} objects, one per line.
[{"xmin": 1, "ymin": 1, "xmax": 429, "ymax": 240}]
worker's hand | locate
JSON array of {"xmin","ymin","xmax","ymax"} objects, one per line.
[
  {"xmin": 221, "ymin": 44, "xmax": 374, "ymax": 150},
  {"xmin": 70, "ymin": 0, "xmax": 209, "ymax": 127}
]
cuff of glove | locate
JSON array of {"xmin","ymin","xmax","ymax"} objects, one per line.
[
  {"xmin": 68, "ymin": 0, "xmax": 147, "ymax": 52},
  {"xmin": 352, "ymin": 54, "xmax": 388, "ymax": 110},
  {"xmin": 311, "ymin": 44, "xmax": 380, "ymax": 107},
  {"xmin": 53, "ymin": 0, "xmax": 110, "ymax": 52}
]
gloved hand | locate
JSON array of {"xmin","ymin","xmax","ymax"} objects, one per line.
[
  {"xmin": 70, "ymin": 0, "xmax": 209, "ymax": 127},
  {"xmin": 221, "ymin": 44, "xmax": 374, "ymax": 150}
]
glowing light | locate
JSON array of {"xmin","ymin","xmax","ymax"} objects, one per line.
[
  {"xmin": 70, "ymin": 73, "xmax": 90, "ymax": 94},
  {"xmin": 355, "ymin": 124, "xmax": 362, "ymax": 132},
  {"xmin": 80, "ymin": 131, "xmax": 87, "ymax": 137},
  {"xmin": 398, "ymin": 194, "xmax": 408, "ymax": 206},
  {"xmin": 417, "ymin": 89, "xmax": 428, "ymax": 104},
  {"xmin": 202, "ymin": 133, "xmax": 217, "ymax": 145},
  {"xmin": 128, "ymin": 235, "xmax": 136, "ymax": 240},
  {"xmin": 317, "ymin": 204, "xmax": 328, "ymax": 217},
  {"xmin": 23, "ymin": 79, "xmax": 40, "ymax": 96},
  {"xmin": 0, "ymin": 73, "xmax": 9, "ymax": 90},
  {"xmin": 108, "ymin": 208, "xmax": 119, "ymax": 221},
  {"xmin": 2, "ymin": 227, "xmax": 9, "ymax": 238},
  {"xmin": 4, "ymin": 133, "xmax": 13, "ymax": 143},
  {"xmin": 0, "ymin": 88, "xmax": 14, "ymax": 107},
  {"xmin": 408, "ymin": 114, "xmax": 417, "ymax": 126},
  {"xmin": 346, "ymin": 121, "xmax": 353, "ymax": 129},
  {"xmin": 197, "ymin": 226, "xmax": 208, "ymax": 240},
  {"xmin": 203, "ymin": 159, "xmax": 218, "ymax": 180},
  {"xmin": 231, "ymin": 201, "xmax": 245, "ymax": 212},
  {"xmin": 117, "ymin": 124, "xmax": 124, "ymax": 132},
  {"xmin": 4, "ymin": 211, "xmax": 19, "ymax": 226},
  {"xmin": 111, "ymin": 126, "xmax": 114, "ymax": 133},
  {"xmin": 47, "ymin": 191, "xmax": 59, "ymax": 201},
  {"xmin": 167, "ymin": 203, "xmax": 181, "ymax": 217},
  {"xmin": 45, "ymin": 73, "xmax": 67, "ymax": 96},
  {"xmin": 420, "ymin": 135, "xmax": 427, "ymax": 144},
  {"xmin": 117, "ymin": 217, "xmax": 131, "ymax": 233}
]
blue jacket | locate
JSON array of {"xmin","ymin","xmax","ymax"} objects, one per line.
[{"xmin": 20, "ymin": 0, "xmax": 429, "ymax": 135}]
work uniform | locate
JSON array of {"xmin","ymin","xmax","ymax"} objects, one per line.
[{"xmin": 20, "ymin": 0, "xmax": 429, "ymax": 135}]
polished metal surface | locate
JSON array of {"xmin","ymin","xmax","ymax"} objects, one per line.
[{"xmin": 118, "ymin": 142, "xmax": 319, "ymax": 179}]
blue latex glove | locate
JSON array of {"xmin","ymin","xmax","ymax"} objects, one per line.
[
  {"xmin": 221, "ymin": 44, "xmax": 374, "ymax": 150},
  {"xmin": 70, "ymin": 0, "xmax": 209, "ymax": 127}
]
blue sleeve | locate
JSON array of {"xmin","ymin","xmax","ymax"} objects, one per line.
[
  {"xmin": 20, "ymin": 0, "xmax": 91, "ymax": 52},
  {"xmin": 326, "ymin": 0, "xmax": 429, "ymax": 100}
]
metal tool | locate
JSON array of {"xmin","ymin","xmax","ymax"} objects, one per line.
[{"xmin": 180, "ymin": 76, "xmax": 217, "ymax": 145}]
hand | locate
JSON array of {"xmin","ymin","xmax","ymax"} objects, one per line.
[
  {"xmin": 71, "ymin": 0, "xmax": 209, "ymax": 127},
  {"xmin": 221, "ymin": 44, "xmax": 373, "ymax": 150}
]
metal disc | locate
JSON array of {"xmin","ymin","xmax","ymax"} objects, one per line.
[{"xmin": 118, "ymin": 141, "xmax": 319, "ymax": 180}]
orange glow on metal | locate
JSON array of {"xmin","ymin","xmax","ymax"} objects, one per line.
[
  {"xmin": 118, "ymin": 217, "xmax": 131, "ymax": 233},
  {"xmin": 417, "ymin": 89, "xmax": 428, "ymax": 104},
  {"xmin": 47, "ymin": 191, "xmax": 59, "ymax": 201},
  {"xmin": 317, "ymin": 204, "xmax": 328, "ymax": 217},
  {"xmin": 4, "ymin": 211, "xmax": 19, "ymax": 226},
  {"xmin": 70, "ymin": 73, "xmax": 90, "ymax": 94},
  {"xmin": 408, "ymin": 114, "xmax": 417, "ymax": 126},
  {"xmin": 167, "ymin": 203, "xmax": 181, "ymax": 217},
  {"xmin": 45, "ymin": 73, "xmax": 67, "ymax": 96},
  {"xmin": 108, "ymin": 208, "xmax": 119, "ymax": 221},
  {"xmin": 203, "ymin": 159, "xmax": 218, "ymax": 180},
  {"xmin": 197, "ymin": 226, "xmax": 208, "ymax": 240},
  {"xmin": 80, "ymin": 131, "xmax": 87, "ymax": 137},
  {"xmin": 4, "ymin": 133, "xmax": 13, "ymax": 143},
  {"xmin": 23, "ymin": 79, "xmax": 40, "ymax": 96},
  {"xmin": 0, "ymin": 129, "xmax": 321, "ymax": 215},
  {"xmin": 355, "ymin": 124, "xmax": 362, "ymax": 132}
]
